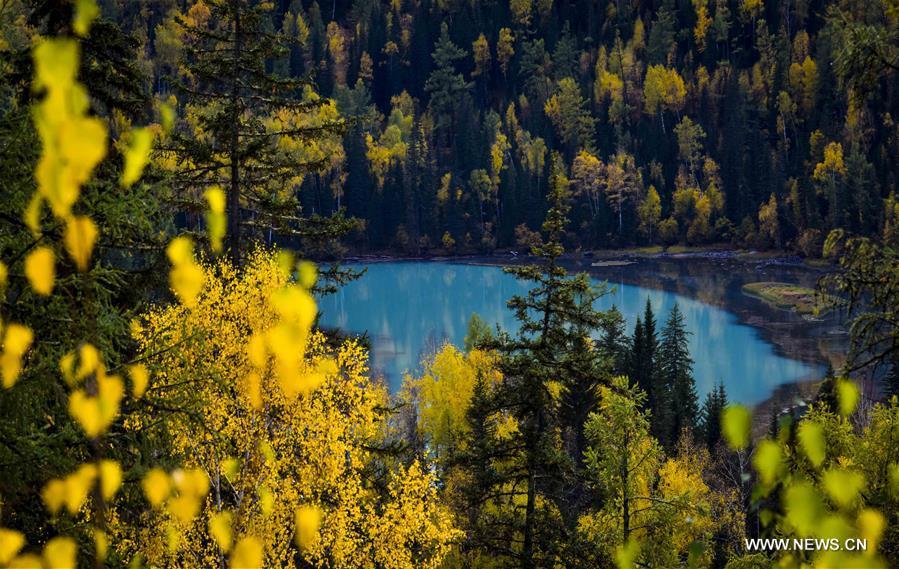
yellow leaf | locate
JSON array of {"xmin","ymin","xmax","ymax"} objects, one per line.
[
  {"xmin": 0, "ymin": 261, "xmax": 7, "ymax": 286},
  {"xmin": 166, "ymin": 236, "xmax": 194, "ymax": 267},
  {"xmin": 41, "ymin": 479, "xmax": 66, "ymax": 514},
  {"xmin": 822, "ymin": 468, "xmax": 865, "ymax": 509},
  {"xmin": 204, "ymin": 186, "xmax": 227, "ymax": 252},
  {"xmin": 721, "ymin": 405, "xmax": 751, "ymax": 450},
  {"xmin": 245, "ymin": 371, "xmax": 263, "ymax": 409},
  {"xmin": 142, "ymin": 468, "xmax": 171, "ymax": 508},
  {"xmin": 0, "ymin": 528, "xmax": 25, "ymax": 565},
  {"xmin": 128, "ymin": 364, "xmax": 149, "ymax": 398},
  {"xmin": 63, "ymin": 215, "xmax": 98, "ymax": 271},
  {"xmin": 42, "ymin": 537, "xmax": 76, "ymax": 569},
  {"xmin": 24, "ymin": 247, "xmax": 54, "ymax": 296},
  {"xmin": 167, "ymin": 237, "xmax": 204, "ymax": 307},
  {"xmin": 24, "ymin": 193, "xmax": 42, "ymax": 234},
  {"xmin": 753, "ymin": 439, "xmax": 783, "ymax": 486},
  {"xmin": 295, "ymin": 505, "xmax": 321, "ymax": 549},
  {"xmin": 857, "ymin": 509, "xmax": 885, "ymax": 554},
  {"xmin": 158, "ymin": 101, "xmax": 175, "ymax": 133},
  {"xmin": 68, "ymin": 374, "xmax": 123, "ymax": 438},
  {"xmin": 59, "ymin": 351, "xmax": 76, "ymax": 385},
  {"xmin": 221, "ymin": 458, "xmax": 240, "ymax": 480},
  {"xmin": 797, "ymin": 420, "xmax": 826, "ymax": 468},
  {"xmin": 33, "ymin": 39, "xmax": 78, "ymax": 92},
  {"xmin": 9, "ymin": 553, "xmax": 42, "ymax": 568},
  {"xmin": 230, "ymin": 536, "xmax": 263, "ymax": 569},
  {"xmin": 60, "ymin": 117, "xmax": 107, "ymax": 183},
  {"xmin": 121, "ymin": 127, "xmax": 153, "ymax": 187},
  {"xmin": 72, "ymin": 0, "xmax": 99, "ymax": 36},
  {"xmin": 168, "ymin": 495, "xmax": 200, "ymax": 524},
  {"xmin": 76, "ymin": 343, "xmax": 100, "ymax": 380},
  {"xmin": 784, "ymin": 481, "xmax": 824, "ymax": 536},
  {"xmin": 99, "ymin": 459, "xmax": 122, "ymax": 500},
  {"xmin": 836, "ymin": 378, "xmax": 860, "ymax": 416},
  {"xmin": 209, "ymin": 511, "xmax": 234, "ymax": 552},
  {"xmin": 297, "ymin": 261, "xmax": 317, "ymax": 288},
  {"xmin": 258, "ymin": 486, "xmax": 274, "ymax": 516},
  {"xmin": 93, "ymin": 529, "xmax": 107, "ymax": 562},
  {"xmin": 614, "ymin": 539, "xmax": 640, "ymax": 569},
  {"xmin": 2, "ymin": 324, "xmax": 33, "ymax": 389},
  {"xmin": 63, "ymin": 464, "xmax": 97, "ymax": 514}
]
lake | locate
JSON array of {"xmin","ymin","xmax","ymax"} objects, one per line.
[{"xmin": 318, "ymin": 261, "xmax": 823, "ymax": 405}]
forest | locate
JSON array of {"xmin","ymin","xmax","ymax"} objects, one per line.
[{"xmin": 0, "ymin": 0, "xmax": 898, "ymax": 568}]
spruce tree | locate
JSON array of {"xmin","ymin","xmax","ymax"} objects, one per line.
[
  {"xmin": 599, "ymin": 305, "xmax": 629, "ymax": 375},
  {"xmin": 658, "ymin": 303, "xmax": 698, "ymax": 448},
  {"xmin": 165, "ymin": 0, "xmax": 351, "ymax": 266},
  {"xmin": 490, "ymin": 153, "xmax": 609, "ymax": 567},
  {"xmin": 698, "ymin": 383, "xmax": 727, "ymax": 449}
]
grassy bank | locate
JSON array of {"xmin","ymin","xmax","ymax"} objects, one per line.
[{"xmin": 741, "ymin": 282, "xmax": 828, "ymax": 315}]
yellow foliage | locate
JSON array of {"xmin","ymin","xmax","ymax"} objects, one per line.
[
  {"xmin": 166, "ymin": 236, "xmax": 205, "ymax": 307},
  {"xmin": 410, "ymin": 344, "xmax": 501, "ymax": 456},
  {"xmin": 42, "ymin": 537, "xmax": 77, "ymax": 569},
  {"xmin": 0, "ymin": 528, "xmax": 25, "ymax": 565},
  {"xmin": 68, "ymin": 372, "xmax": 124, "ymax": 438},
  {"xmin": 127, "ymin": 363, "xmax": 149, "ymax": 398},
  {"xmin": 230, "ymin": 536, "xmax": 264, "ymax": 569},
  {"xmin": 24, "ymin": 246, "xmax": 54, "ymax": 296},
  {"xmin": 209, "ymin": 511, "xmax": 234, "ymax": 552},
  {"xmin": 32, "ymin": 37, "xmax": 107, "ymax": 221},
  {"xmin": 142, "ymin": 468, "xmax": 172, "ymax": 508},
  {"xmin": 813, "ymin": 142, "xmax": 845, "ymax": 182},
  {"xmin": 120, "ymin": 127, "xmax": 154, "ymax": 187},
  {"xmin": 294, "ymin": 505, "xmax": 321, "ymax": 550},
  {"xmin": 99, "ymin": 459, "xmax": 122, "ymax": 501},
  {"xmin": 112, "ymin": 250, "xmax": 458, "ymax": 568},
  {"xmin": 1, "ymin": 323, "xmax": 33, "ymax": 388},
  {"xmin": 204, "ymin": 186, "xmax": 227, "ymax": 252},
  {"xmin": 63, "ymin": 215, "xmax": 98, "ymax": 271},
  {"xmin": 72, "ymin": 0, "xmax": 99, "ymax": 37}
]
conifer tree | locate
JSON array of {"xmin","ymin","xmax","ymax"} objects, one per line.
[
  {"xmin": 658, "ymin": 303, "xmax": 698, "ymax": 447},
  {"xmin": 599, "ymin": 305, "xmax": 629, "ymax": 375},
  {"xmin": 164, "ymin": 0, "xmax": 350, "ymax": 266},
  {"xmin": 698, "ymin": 383, "xmax": 728, "ymax": 449},
  {"xmin": 490, "ymin": 153, "xmax": 609, "ymax": 567}
]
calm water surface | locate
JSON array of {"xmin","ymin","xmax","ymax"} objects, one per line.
[{"xmin": 318, "ymin": 262, "xmax": 821, "ymax": 405}]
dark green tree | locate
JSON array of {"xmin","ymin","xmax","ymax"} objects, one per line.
[
  {"xmin": 489, "ymin": 153, "xmax": 610, "ymax": 567},
  {"xmin": 167, "ymin": 0, "xmax": 350, "ymax": 266},
  {"xmin": 599, "ymin": 304, "xmax": 629, "ymax": 375},
  {"xmin": 658, "ymin": 303, "xmax": 698, "ymax": 448},
  {"xmin": 698, "ymin": 383, "xmax": 728, "ymax": 449}
]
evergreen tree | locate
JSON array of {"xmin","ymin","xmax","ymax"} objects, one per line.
[
  {"xmin": 658, "ymin": 303, "xmax": 698, "ymax": 448},
  {"xmin": 599, "ymin": 305, "xmax": 629, "ymax": 375},
  {"xmin": 165, "ymin": 0, "xmax": 350, "ymax": 266},
  {"xmin": 424, "ymin": 23, "xmax": 471, "ymax": 138},
  {"xmin": 698, "ymin": 383, "xmax": 727, "ymax": 449},
  {"xmin": 490, "ymin": 153, "xmax": 609, "ymax": 567}
]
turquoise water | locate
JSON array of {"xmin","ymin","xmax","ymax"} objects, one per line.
[{"xmin": 318, "ymin": 262, "xmax": 820, "ymax": 405}]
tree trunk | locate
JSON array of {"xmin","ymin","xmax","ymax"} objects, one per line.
[{"xmin": 227, "ymin": 3, "xmax": 242, "ymax": 267}]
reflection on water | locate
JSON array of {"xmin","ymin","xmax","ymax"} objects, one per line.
[{"xmin": 318, "ymin": 262, "xmax": 823, "ymax": 405}]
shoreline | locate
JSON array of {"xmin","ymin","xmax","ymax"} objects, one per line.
[{"xmin": 334, "ymin": 249, "xmax": 847, "ymax": 416}]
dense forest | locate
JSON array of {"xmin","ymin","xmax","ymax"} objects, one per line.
[
  {"xmin": 1, "ymin": 0, "xmax": 899, "ymax": 568},
  {"xmin": 81, "ymin": 0, "xmax": 899, "ymax": 254}
]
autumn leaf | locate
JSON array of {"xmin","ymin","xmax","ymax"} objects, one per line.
[
  {"xmin": 230, "ymin": 536, "xmax": 263, "ymax": 569},
  {"xmin": 24, "ymin": 246, "xmax": 55, "ymax": 295},
  {"xmin": 63, "ymin": 215, "xmax": 98, "ymax": 271},
  {"xmin": 0, "ymin": 528, "xmax": 25, "ymax": 565},
  {"xmin": 121, "ymin": 127, "xmax": 154, "ymax": 188}
]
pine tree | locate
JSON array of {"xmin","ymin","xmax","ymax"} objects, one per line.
[
  {"xmin": 491, "ymin": 153, "xmax": 609, "ymax": 567},
  {"xmin": 165, "ymin": 0, "xmax": 350, "ymax": 266},
  {"xmin": 658, "ymin": 303, "xmax": 698, "ymax": 448},
  {"xmin": 698, "ymin": 383, "xmax": 727, "ymax": 449},
  {"xmin": 599, "ymin": 305, "xmax": 629, "ymax": 375},
  {"xmin": 424, "ymin": 23, "xmax": 472, "ymax": 136}
]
